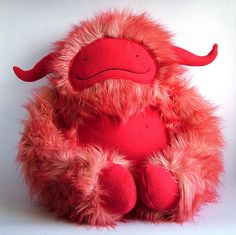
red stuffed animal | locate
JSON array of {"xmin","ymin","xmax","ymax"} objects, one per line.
[{"xmin": 14, "ymin": 10, "xmax": 224, "ymax": 226}]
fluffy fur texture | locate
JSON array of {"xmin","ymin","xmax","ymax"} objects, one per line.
[{"xmin": 17, "ymin": 10, "xmax": 224, "ymax": 226}]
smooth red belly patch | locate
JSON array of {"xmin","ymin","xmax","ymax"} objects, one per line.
[{"xmin": 78, "ymin": 107, "xmax": 168, "ymax": 161}]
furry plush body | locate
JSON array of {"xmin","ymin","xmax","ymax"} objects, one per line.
[{"xmin": 15, "ymin": 10, "xmax": 223, "ymax": 226}]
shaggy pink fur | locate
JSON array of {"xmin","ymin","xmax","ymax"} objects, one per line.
[{"xmin": 17, "ymin": 10, "xmax": 224, "ymax": 226}]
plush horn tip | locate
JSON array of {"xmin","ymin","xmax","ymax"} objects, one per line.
[
  {"xmin": 213, "ymin": 43, "xmax": 218, "ymax": 50},
  {"xmin": 13, "ymin": 66, "xmax": 39, "ymax": 82},
  {"xmin": 13, "ymin": 66, "xmax": 28, "ymax": 82},
  {"xmin": 206, "ymin": 43, "xmax": 218, "ymax": 64},
  {"xmin": 211, "ymin": 43, "xmax": 218, "ymax": 55}
]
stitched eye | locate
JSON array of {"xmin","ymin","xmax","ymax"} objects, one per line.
[{"xmin": 136, "ymin": 54, "xmax": 139, "ymax": 57}]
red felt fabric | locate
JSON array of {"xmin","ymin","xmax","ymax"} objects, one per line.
[
  {"xmin": 138, "ymin": 163, "xmax": 179, "ymax": 211},
  {"xmin": 98, "ymin": 163, "xmax": 137, "ymax": 215},
  {"xmin": 70, "ymin": 38, "xmax": 158, "ymax": 90},
  {"xmin": 79, "ymin": 107, "xmax": 167, "ymax": 161},
  {"xmin": 13, "ymin": 53, "xmax": 54, "ymax": 82},
  {"xmin": 173, "ymin": 44, "xmax": 218, "ymax": 66}
]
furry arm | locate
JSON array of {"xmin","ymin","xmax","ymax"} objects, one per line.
[
  {"xmin": 17, "ymin": 86, "xmax": 131, "ymax": 226},
  {"xmin": 137, "ymin": 82, "xmax": 224, "ymax": 222}
]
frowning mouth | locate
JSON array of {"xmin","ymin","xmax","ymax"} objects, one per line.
[
  {"xmin": 76, "ymin": 68, "xmax": 151, "ymax": 80},
  {"xmin": 72, "ymin": 67, "xmax": 155, "ymax": 91}
]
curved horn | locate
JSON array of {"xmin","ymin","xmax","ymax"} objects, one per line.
[
  {"xmin": 13, "ymin": 53, "xmax": 54, "ymax": 82},
  {"xmin": 173, "ymin": 44, "xmax": 218, "ymax": 66}
]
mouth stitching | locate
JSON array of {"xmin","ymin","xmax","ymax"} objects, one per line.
[{"xmin": 76, "ymin": 68, "xmax": 151, "ymax": 80}]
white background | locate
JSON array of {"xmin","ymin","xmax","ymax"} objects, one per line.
[{"xmin": 0, "ymin": 0, "xmax": 236, "ymax": 234}]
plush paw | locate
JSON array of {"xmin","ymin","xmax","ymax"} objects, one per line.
[
  {"xmin": 137, "ymin": 163, "xmax": 179, "ymax": 212},
  {"xmin": 98, "ymin": 163, "xmax": 137, "ymax": 215}
]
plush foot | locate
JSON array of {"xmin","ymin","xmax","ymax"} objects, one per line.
[
  {"xmin": 98, "ymin": 163, "xmax": 137, "ymax": 215},
  {"xmin": 137, "ymin": 163, "xmax": 179, "ymax": 212}
]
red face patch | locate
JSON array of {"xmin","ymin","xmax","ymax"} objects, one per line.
[{"xmin": 69, "ymin": 38, "xmax": 158, "ymax": 91}]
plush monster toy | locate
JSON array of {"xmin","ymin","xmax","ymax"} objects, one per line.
[{"xmin": 14, "ymin": 10, "xmax": 223, "ymax": 226}]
